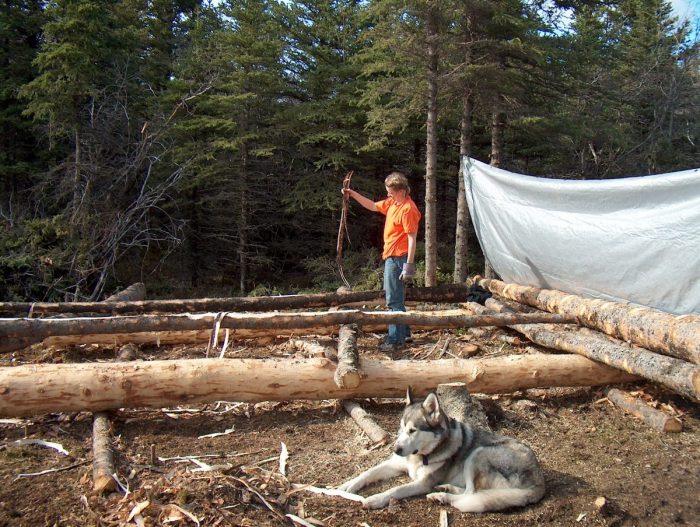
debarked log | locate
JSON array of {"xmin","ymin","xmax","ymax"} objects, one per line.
[
  {"xmin": 469, "ymin": 298, "xmax": 700, "ymax": 401},
  {"xmin": 0, "ymin": 309, "xmax": 577, "ymax": 341},
  {"xmin": 335, "ymin": 324, "xmax": 361, "ymax": 388},
  {"xmin": 0, "ymin": 283, "xmax": 478, "ymax": 316},
  {"xmin": 0, "ymin": 355, "xmax": 639, "ymax": 417},
  {"xmin": 475, "ymin": 276, "xmax": 700, "ymax": 364}
]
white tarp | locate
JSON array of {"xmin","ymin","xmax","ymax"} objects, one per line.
[{"xmin": 462, "ymin": 156, "xmax": 700, "ymax": 315}]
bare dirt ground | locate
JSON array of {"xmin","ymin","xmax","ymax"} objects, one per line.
[{"xmin": 1, "ymin": 326, "xmax": 698, "ymax": 527}]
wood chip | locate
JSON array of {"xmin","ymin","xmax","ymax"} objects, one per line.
[
  {"xmin": 7, "ymin": 438, "xmax": 69, "ymax": 456},
  {"xmin": 279, "ymin": 442, "xmax": 289, "ymax": 476}
]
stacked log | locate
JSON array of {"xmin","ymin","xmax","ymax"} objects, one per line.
[
  {"xmin": 465, "ymin": 297, "xmax": 700, "ymax": 402},
  {"xmin": 475, "ymin": 277, "xmax": 700, "ymax": 364}
]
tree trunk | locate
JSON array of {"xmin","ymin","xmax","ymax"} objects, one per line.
[
  {"xmin": 470, "ymin": 298, "xmax": 700, "ymax": 401},
  {"xmin": 476, "ymin": 277, "xmax": 700, "ymax": 364},
  {"xmin": 0, "ymin": 355, "xmax": 638, "ymax": 417},
  {"xmin": 436, "ymin": 382, "xmax": 490, "ymax": 431},
  {"xmin": 0, "ymin": 283, "xmax": 485, "ymax": 316},
  {"xmin": 334, "ymin": 324, "xmax": 361, "ymax": 389},
  {"xmin": 606, "ymin": 388, "xmax": 682, "ymax": 433},
  {"xmin": 454, "ymin": 88, "xmax": 472, "ymax": 284},
  {"xmin": 484, "ymin": 102, "xmax": 506, "ymax": 279},
  {"xmin": 0, "ymin": 309, "xmax": 578, "ymax": 341},
  {"xmin": 424, "ymin": 7, "xmax": 439, "ymax": 287}
]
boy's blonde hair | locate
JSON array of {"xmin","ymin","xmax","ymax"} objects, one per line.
[{"xmin": 385, "ymin": 171, "xmax": 410, "ymax": 195}]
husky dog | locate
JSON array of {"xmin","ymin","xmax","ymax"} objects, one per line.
[{"xmin": 338, "ymin": 389, "xmax": 545, "ymax": 512}]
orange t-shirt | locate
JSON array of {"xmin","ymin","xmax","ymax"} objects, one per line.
[{"xmin": 374, "ymin": 196, "xmax": 421, "ymax": 260}]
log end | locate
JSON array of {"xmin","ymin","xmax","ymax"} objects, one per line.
[
  {"xmin": 93, "ymin": 474, "xmax": 117, "ymax": 494},
  {"xmin": 335, "ymin": 370, "xmax": 361, "ymax": 389}
]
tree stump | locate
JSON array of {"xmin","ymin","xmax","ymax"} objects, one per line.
[{"xmin": 436, "ymin": 382, "xmax": 491, "ymax": 431}]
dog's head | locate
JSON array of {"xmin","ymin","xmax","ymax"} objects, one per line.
[{"xmin": 394, "ymin": 388, "xmax": 448, "ymax": 457}]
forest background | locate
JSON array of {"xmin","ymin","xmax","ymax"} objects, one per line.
[{"xmin": 1, "ymin": 0, "xmax": 698, "ymax": 302}]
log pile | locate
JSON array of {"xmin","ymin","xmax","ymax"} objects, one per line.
[{"xmin": 0, "ymin": 277, "xmax": 696, "ymax": 419}]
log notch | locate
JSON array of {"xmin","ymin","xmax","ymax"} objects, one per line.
[
  {"xmin": 0, "ymin": 283, "xmax": 480, "ymax": 316},
  {"xmin": 334, "ymin": 324, "xmax": 361, "ymax": 388},
  {"xmin": 606, "ymin": 388, "xmax": 682, "ymax": 433},
  {"xmin": 0, "ymin": 355, "xmax": 639, "ymax": 418},
  {"xmin": 0, "ymin": 309, "xmax": 577, "ymax": 341},
  {"xmin": 92, "ymin": 285, "xmax": 146, "ymax": 494},
  {"xmin": 436, "ymin": 382, "xmax": 491, "ymax": 431},
  {"xmin": 342, "ymin": 400, "xmax": 389, "ymax": 445},
  {"xmin": 475, "ymin": 276, "xmax": 700, "ymax": 364},
  {"xmin": 472, "ymin": 298, "xmax": 700, "ymax": 402}
]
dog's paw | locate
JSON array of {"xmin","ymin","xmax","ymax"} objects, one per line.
[
  {"xmin": 433, "ymin": 484, "xmax": 463, "ymax": 494},
  {"xmin": 363, "ymin": 494, "xmax": 389, "ymax": 510},
  {"xmin": 427, "ymin": 492, "xmax": 449, "ymax": 504},
  {"xmin": 337, "ymin": 480, "xmax": 361, "ymax": 494}
]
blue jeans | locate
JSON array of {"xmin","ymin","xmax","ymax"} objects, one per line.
[{"xmin": 384, "ymin": 255, "xmax": 410, "ymax": 344}]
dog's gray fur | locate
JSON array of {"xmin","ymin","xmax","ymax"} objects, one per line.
[{"xmin": 338, "ymin": 389, "xmax": 545, "ymax": 511}]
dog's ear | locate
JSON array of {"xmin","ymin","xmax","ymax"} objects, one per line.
[
  {"xmin": 405, "ymin": 386, "xmax": 414, "ymax": 406},
  {"xmin": 422, "ymin": 392, "xmax": 442, "ymax": 424}
]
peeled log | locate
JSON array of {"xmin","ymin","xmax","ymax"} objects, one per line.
[
  {"xmin": 342, "ymin": 400, "xmax": 389, "ymax": 444},
  {"xmin": 0, "ymin": 284, "xmax": 478, "ymax": 316},
  {"xmin": 335, "ymin": 325, "xmax": 361, "ymax": 388},
  {"xmin": 92, "ymin": 413, "xmax": 117, "ymax": 493},
  {"xmin": 0, "ymin": 309, "xmax": 577, "ymax": 341},
  {"xmin": 0, "ymin": 355, "xmax": 638, "ymax": 418},
  {"xmin": 471, "ymin": 298, "xmax": 700, "ymax": 401},
  {"xmin": 607, "ymin": 388, "xmax": 682, "ymax": 433},
  {"xmin": 476, "ymin": 277, "xmax": 700, "ymax": 364}
]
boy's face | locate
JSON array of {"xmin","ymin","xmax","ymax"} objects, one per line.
[{"xmin": 386, "ymin": 186, "xmax": 407, "ymax": 202}]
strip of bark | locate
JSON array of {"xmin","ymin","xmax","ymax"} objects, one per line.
[
  {"xmin": 0, "ymin": 355, "xmax": 638, "ymax": 418},
  {"xmin": 606, "ymin": 388, "xmax": 682, "ymax": 433},
  {"xmin": 470, "ymin": 298, "xmax": 700, "ymax": 402},
  {"xmin": 342, "ymin": 400, "xmax": 389, "ymax": 444},
  {"xmin": 334, "ymin": 324, "xmax": 361, "ymax": 389},
  {"xmin": 0, "ymin": 309, "xmax": 577, "ymax": 341},
  {"xmin": 475, "ymin": 276, "xmax": 700, "ymax": 364}
]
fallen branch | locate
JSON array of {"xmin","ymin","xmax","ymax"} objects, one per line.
[{"xmin": 606, "ymin": 388, "xmax": 682, "ymax": 433}]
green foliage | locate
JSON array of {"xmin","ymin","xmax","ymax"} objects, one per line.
[{"xmin": 0, "ymin": 216, "xmax": 73, "ymax": 301}]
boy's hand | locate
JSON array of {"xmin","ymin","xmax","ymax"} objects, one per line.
[{"xmin": 399, "ymin": 262, "xmax": 416, "ymax": 281}]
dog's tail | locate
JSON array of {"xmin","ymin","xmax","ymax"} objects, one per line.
[{"xmin": 448, "ymin": 486, "xmax": 545, "ymax": 513}]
